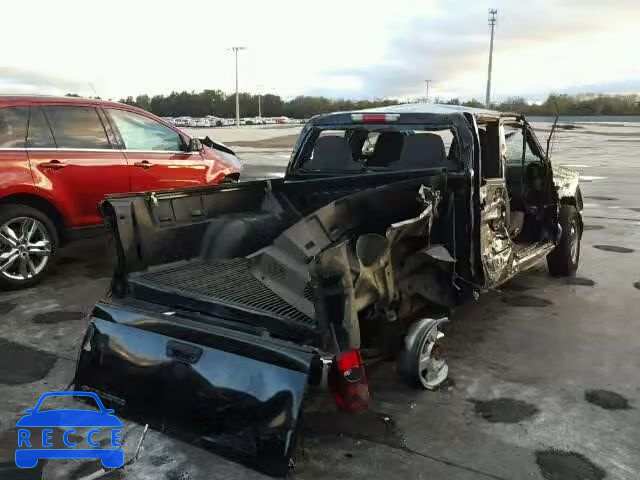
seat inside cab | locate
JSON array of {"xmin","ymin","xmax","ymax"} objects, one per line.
[{"xmin": 302, "ymin": 126, "xmax": 462, "ymax": 173}]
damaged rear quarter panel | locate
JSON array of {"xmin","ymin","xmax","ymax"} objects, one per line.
[{"xmin": 305, "ymin": 181, "xmax": 455, "ymax": 349}]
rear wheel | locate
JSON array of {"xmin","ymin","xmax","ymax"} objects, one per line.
[
  {"xmin": 398, "ymin": 319, "xmax": 449, "ymax": 390},
  {"xmin": 547, "ymin": 204, "xmax": 581, "ymax": 276},
  {"xmin": 0, "ymin": 205, "xmax": 58, "ymax": 289}
]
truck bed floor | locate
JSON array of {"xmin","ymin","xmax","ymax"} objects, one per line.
[{"xmin": 129, "ymin": 258, "xmax": 316, "ymax": 330}]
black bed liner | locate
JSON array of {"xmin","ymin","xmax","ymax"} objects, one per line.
[{"xmin": 129, "ymin": 258, "xmax": 316, "ymax": 332}]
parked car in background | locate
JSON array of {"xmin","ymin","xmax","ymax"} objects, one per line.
[
  {"xmin": 272, "ymin": 116, "xmax": 300, "ymax": 124},
  {"xmin": 194, "ymin": 118, "xmax": 208, "ymax": 128},
  {"xmin": 174, "ymin": 117, "xmax": 195, "ymax": 127},
  {"xmin": 205, "ymin": 116, "xmax": 223, "ymax": 127},
  {"xmin": 0, "ymin": 95, "xmax": 241, "ymax": 288}
]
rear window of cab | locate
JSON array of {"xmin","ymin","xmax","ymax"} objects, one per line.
[{"xmin": 298, "ymin": 124, "xmax": 460, "ymax": 173}]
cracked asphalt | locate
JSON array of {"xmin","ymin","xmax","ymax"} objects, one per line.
[{"xmin": 1, "ymin": 123, "xmax": 639, "ymax": 479}]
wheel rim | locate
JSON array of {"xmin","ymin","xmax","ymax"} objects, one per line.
[
  {"xmin": 0, "ymin": 216, "xmax": 51, "ymax": 281},
  {"xmin": 418, "ymin": 330, "xmax": 449, "ymax": 389},
  {"xmin": 569, "ymin": 222, "xmax": 579, "ymax": 263}
]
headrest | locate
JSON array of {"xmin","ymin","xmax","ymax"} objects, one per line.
[
  {"xmin": 369, "ymin": 131, "xmax": 405, "ymax": 167},
  {"xmin": 391, "ymin": 133, "xmax": 447, "ymax": 169},
  {"xmin": 305, "ymin": 135, "xmax": 359, "ymax": 171}
]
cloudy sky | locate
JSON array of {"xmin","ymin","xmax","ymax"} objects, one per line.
[{"xmin": 1, "ymin": 0, "xmax": 639, "ymax": 102}]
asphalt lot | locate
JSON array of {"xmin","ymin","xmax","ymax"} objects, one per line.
[{"xmin": 1, "ymin": 123, "xmax": 639, "ymax": 479}]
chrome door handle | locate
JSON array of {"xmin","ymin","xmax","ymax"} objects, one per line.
[
  {"xmin": 134, "ymin": 161, "xmax": 153, "ymax": 169},
  {"xmin": 41, "ymin": 160, "xmax": 67, "ymax": 170}
]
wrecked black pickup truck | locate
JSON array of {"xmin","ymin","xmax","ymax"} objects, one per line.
[{"xmin": 73, "ymin": 104, "xmax": 582, "ymax": 475}]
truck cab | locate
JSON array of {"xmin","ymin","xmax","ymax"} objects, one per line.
[{"xmin": 287, "ymin": 104, "xmax": 582, "ymax": 285}]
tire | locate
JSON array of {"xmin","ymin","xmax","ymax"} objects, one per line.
[
  {"xmin": 397, "ymin": 318, "xmax": 449, "ymax": 390},
  {"xmin": 547, "ymin": 204, "xmax": 581, "ymax": 277},
  {"xmin": 0, "ymin": 204, "xmax": 59, "ymax": 289}
]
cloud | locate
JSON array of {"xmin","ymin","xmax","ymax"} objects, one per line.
[
  {"xmin": 1, "ymin": 0, "xmax": 638, "ymax": 101},
  {"xmin": 314, "ymin": 0, "xmax": 640, "ymax": 100},
  {"xmin": 0, "ymin": 67, "xmax": 90, "ymax": 95}
]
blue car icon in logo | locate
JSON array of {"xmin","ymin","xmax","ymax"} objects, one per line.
[{"xmin": 15, "ymin": 391, "xmax": 124, "ymax": 469}]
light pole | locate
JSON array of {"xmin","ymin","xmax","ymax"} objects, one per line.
[
  {"xmin": 230, "ymin": 46, "xmax": 246, "ymax": 126},
  {"xmin": 485, "ymin": 9, "xmax": 497, "ymax": 108},
  {"xmin": 257, "ymin": 84, "xmax": 263, "ymax": 118},
  {"xmin": 424, "ymin": 79, "xmax": 431, "ymax": 103}
]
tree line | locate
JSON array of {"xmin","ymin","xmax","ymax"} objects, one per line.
[
  {"xmin": 66, "ymin": 91, "xmax": 640, "ymax": 119},
  {"xmin": 116, "ymin": 90, "xmax": 399, "ymax": 119},
  {"xmin": 445, "ymin": 93, "xmax": 640, "ymax": 116}
]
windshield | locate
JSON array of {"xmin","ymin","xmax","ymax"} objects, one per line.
[{"xmin": 295, "ymin": 123, "xmax": 461, "ymax": 173}]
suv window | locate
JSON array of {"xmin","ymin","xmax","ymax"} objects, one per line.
[
  {"xmin": 27, "ymin": 107, "xmax": 56, "ymax": 148},
  {"xmin": 107, "ymin": 109, "xmax": 183, "ymax": 152},
  {"xmin": 44, "ymin": 106, "xmax": 111, "ymax": 149},
  {"xmin": 0, "ymin": 107, "xmax": 28, "ymax": 148}
]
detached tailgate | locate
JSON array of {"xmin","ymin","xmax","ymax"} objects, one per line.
[{"xmin": 74, "ymin": 301, "xmax": 319, "ymax": 475}]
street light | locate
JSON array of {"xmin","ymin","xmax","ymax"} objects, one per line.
[
  {"xmin": 257, "ymin": 84, "xmax": 264, "ymax": 118},
  {"xmin": 485, "ymin": 9, "xmax": 497, "ymax": 107},
  {"xmin": 230, "ymin": 46, "xmax": 246, "ymax": 126}
]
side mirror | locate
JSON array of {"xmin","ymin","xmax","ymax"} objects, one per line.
[{"xmin": 187, "ymin": 138, "xmax": 203, "ymax": 152}]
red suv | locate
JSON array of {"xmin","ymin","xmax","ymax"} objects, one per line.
[{"xmin": 0, "ymin": 95, "xmax": 241, "ymax": 288}]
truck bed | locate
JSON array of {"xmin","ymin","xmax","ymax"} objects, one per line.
[{"xmin": 129, "ymin": 258, "xmax": 317, "ymax": 333}]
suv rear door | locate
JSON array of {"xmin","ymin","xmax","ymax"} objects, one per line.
[
  {"xmin": 0, "ymin": 106, "xmax": 30, "ymax": 194},
  {"xmin": 27, "ymin": 104, "xmax": 130, "ymax": 228},
  {"xmin": 104, "ymin": 108, "xmax": 206, "ymax": 191}
]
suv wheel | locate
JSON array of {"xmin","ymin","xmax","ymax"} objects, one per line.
[
  {"xmin": 547, "ymin": 204, "xmax": 581, "ymax": 277},
  {"xmin": 0, "ymin": 205, "xmax": 58, "ymax": 289}
]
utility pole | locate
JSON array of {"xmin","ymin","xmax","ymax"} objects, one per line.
[
  {"xmin": 257, "ymin": 84, "xmax": 263, "ymax": 118},
  {"xmin": 230, "ymin": 47, "xmax": 246, "ymax": 127},
  {"xmin": 485, "ymin": 9, "xmax": 497, "ymax": 108},
  {"xmin": 424, "ymin": 79, "xmax": 431, "ymax": 103}
]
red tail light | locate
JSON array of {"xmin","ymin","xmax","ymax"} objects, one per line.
[{"xmin": 329, "ymin": 349, "xmax": 369, "ymax": 413}]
